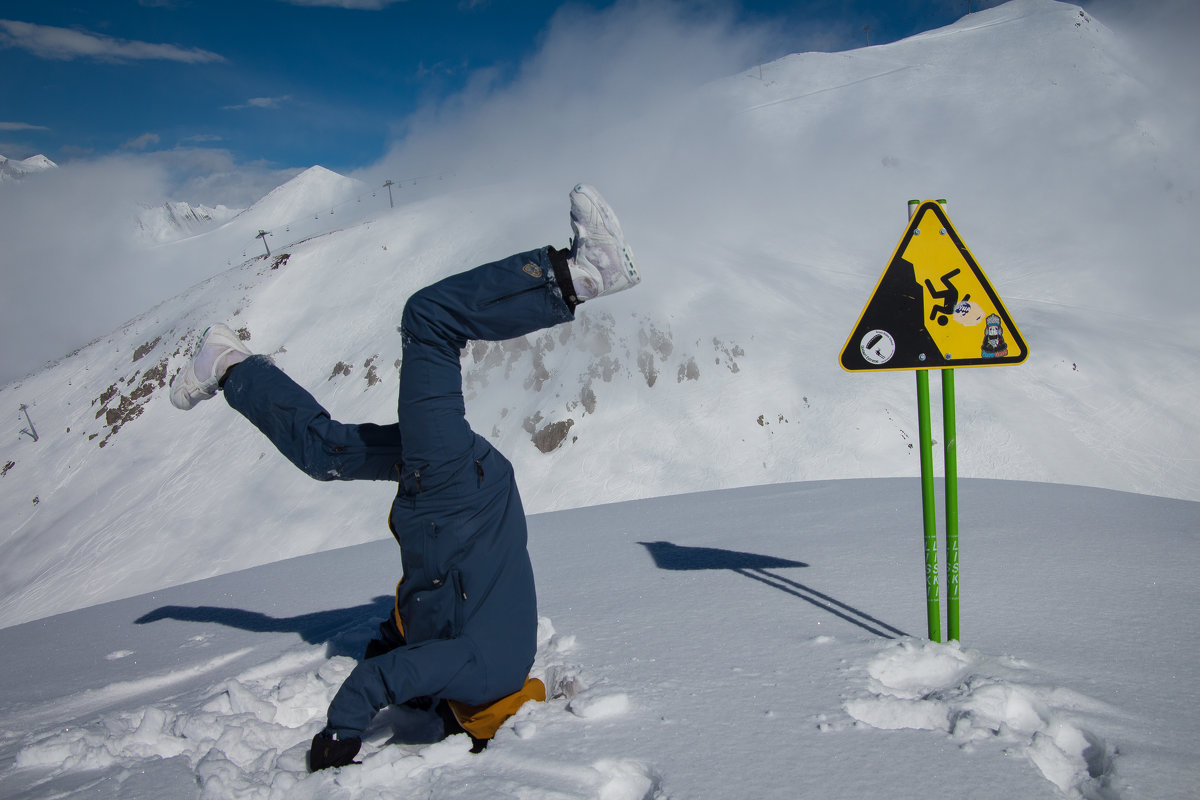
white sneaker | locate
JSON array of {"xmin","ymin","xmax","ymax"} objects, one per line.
[
  {"xmin": 169, "ymin": 324, "xmax": 252, "ymax": 410},
  {"xmin": 567, "ymin": 184, "xmax": 640, "ymax": 301}
]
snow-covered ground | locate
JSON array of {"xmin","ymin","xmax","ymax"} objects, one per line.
[
  {"xmin": 1, "ymin": 1, "xmax": 1198, "ymax": 796},
  {"xmin": 2, "ymin": 479, "xmax": 1196, "ymax": 798}
]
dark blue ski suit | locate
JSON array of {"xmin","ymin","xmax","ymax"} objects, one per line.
[{"xmin": 222, "ymin": 246, "xmax": 574, "ymax": 738}]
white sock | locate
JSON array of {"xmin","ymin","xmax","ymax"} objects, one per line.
[
  {"xmin": 568, "ymin": 262, "xmax": 600, "ymax": 301},
  {"xmin": 194, "ymin": 345, "xmax": 247, "ymax": 383}
]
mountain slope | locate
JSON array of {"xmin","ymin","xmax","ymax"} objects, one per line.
[
  {"xmin": 1, "ymin": 0, "xmax": 1197, "ymax": 628},
  {"xmin": 1, "ymin": 480, "xmax": 1196, "ymax": 799}
]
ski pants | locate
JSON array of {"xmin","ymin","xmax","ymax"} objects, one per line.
[{"xmin": 222, "ymin": 246, "xmax": 574, "ymax": 737}]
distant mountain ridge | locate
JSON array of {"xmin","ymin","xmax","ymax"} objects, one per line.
[
  {"xmin": 131, "ymin": 165, "xmax": 370, "ymax": 248},
  {"xmin": 0, "ymin": 153, "xmax": 57, "ymax": 181},
  {"xmin": 135, "ymin": 200, "xmax": 242, "ymax": 244}
]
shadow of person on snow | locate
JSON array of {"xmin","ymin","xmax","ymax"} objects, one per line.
[
  {"xmin": 638, "ymin": 541, "xmax": 908, "ymax": 639},
  {"xmin": 134, "ymin": 595, "xmax": 395, "ymax": 659}
]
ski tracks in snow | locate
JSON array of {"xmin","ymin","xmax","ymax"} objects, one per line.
[{"xmin": 840, "ymin": 640, "xmax": 1122, "ymax": 800}]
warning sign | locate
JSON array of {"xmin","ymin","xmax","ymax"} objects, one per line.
[{"xmin": 840, "ymin": 200, "xmax": 1027, "ymax": 371}]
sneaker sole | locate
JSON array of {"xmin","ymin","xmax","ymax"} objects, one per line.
[{"xmin": 573, "ymin": 184, "xmax": 641, "ymax": 287}]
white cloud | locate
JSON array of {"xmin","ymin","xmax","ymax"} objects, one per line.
[
  {"xmin": 0, "ymin": 19, "xmax": 224, "ymax": 63},
  {"xmin": 0, "ymin": 121, "xmax": 49, "ymax": 132},
  {"xmin": 0, "ymin": 156, "xmax": 171, "ymax": 383},
  {"xmin": 148, "ymin": 148, "xmax": 302, "ymax": 208},
  {"xmin": 122, "ymin": 132, "xmax": 161, "ymax": 150},
  {"xmin": 413, "ymin": 60, "xmax": 465, "ymax": 81},
  {"xmin": 101, "ymin": 146, "xmax": 301, "ymax": 207},
  {"xmin": 0, "ymin": 146, "xmax": 306, "ymax": 384},
  {"xmin": 223, "ymin": 95, "xmax": 292, "ymax": 111},
  {"xmin": 360, "ymin": 1, "xmax": 780, "ymax": 207}
]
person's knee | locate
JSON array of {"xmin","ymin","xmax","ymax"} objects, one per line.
[{"xmin": 400, "ymin": 287, "xmax": 441, "ymax": 346}]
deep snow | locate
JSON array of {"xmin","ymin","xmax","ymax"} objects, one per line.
[{"xmin": 1, "ymin": 480, "xmax": 1196, "ymax": 798}]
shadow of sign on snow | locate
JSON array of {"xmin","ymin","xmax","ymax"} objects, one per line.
[
  {"xmin": 135, "ymin": 595, "xmax": 395, "ymax": 658},
  {"xmin": 638, "ymin": 541, "xmax": 908, "ymax": 639}
]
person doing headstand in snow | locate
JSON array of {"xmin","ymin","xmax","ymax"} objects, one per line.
[{"xmin": 168, "ymin": 184, "xmax": 640, "ymax": 771}]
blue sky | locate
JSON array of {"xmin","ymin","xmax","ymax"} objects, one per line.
[{"xmin": 0, "ymin": 0, "xmax": 1008, "ymax": 204}]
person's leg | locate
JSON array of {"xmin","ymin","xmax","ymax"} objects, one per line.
[
  {"xmin": 169, "ymin": 320, "xmax": 403, "ymax": 482},
  {"xmin": 395, "ymin": 177, "xmax": 641, "ymax": 476},
  {"xmin": 223, "ymin": 355, "xmax": 402, "ymax": 482},
  {"xmin": 325, "ymin": 636, "xmax": 491, "ymax": 738},
  {"xmin": 394, "ymin": 246, "xmax": 573, "ymax": 480},
  {"xmin": 309, "ymin": 636, "xmax": 489, "ymax": 771}
]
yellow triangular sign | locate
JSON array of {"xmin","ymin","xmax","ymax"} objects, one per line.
[{"xmin": 840, "ymin": 201, "xmax": 1027, "ymax": 371}]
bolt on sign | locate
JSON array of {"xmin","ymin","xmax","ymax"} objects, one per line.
[{"xmin": 840, "ymin": 200, "xmax": 1027, "ymax": 371}]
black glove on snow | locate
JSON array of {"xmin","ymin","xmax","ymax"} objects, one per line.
[{"xmin": 308, "ymin": 730, "xmax": 362, "ymax": 772}]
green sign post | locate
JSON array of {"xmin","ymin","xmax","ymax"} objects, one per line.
[
  {"xmin": 942, "ymin": 368, "xmax": 960, "ymax": 641},
  {"xmin": 840, "ymin": 200, "xmax": 1027, "ymax": 642}
]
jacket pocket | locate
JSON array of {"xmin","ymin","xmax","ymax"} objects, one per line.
[{"xmin": 402, "ymin": 568, "xmax": 466, "ymax": 643}]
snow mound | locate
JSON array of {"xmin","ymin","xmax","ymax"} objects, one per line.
[{"xmin": 845, "ymin": 640, "xmax": 1120, "ymax": 799}]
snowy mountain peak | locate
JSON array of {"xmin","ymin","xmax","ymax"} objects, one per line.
[
  {"xmin": 0, "ymin": 153, "xmax": 58, "ymax": 182},
  {"xmin": 235, "ymin": 164, "xmax": 368, "ymax": 230},
  {"xmin": 134, "ymin": 200, "xmax": 242, "ymax": 245}
]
